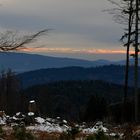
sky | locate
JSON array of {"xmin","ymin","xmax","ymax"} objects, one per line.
[{"xmin": 0, "ymin": 0, "xmax": 128, "ymax": 60}]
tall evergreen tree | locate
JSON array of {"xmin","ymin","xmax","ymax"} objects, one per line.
[{"xmin": 0, "ymin": 69, "xmax": 20, "ymax": 114}]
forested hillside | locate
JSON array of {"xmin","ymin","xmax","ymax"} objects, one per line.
[
  {"xmin": 18, "ymin": 65, "xmax": 138, "ymax": 88},
  {"xmin": 0, "ymin": 69, "xmax": 135, "ymax": 122},
  {"xmin": 0, "ymin": 67, "xmax": 136, "ymax": 122},
  {"xmin": 23, "ymin": 80, "xmax": 134, "ymax": 121}
]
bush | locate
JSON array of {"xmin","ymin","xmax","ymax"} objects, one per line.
[
  {"xmin": 59, "ymin": 132, "xmax": 71, "ymax": 140},
  {"xmin": 95, "ymin": 131, "xmax": 109, "ymax": 140},
  {"xmin": 0, "ymin": 125, "xmax": 5, "ymax": 138},
  {"xmin": 86, "ymin": 135, "xmax": 96, "ymax": 140},
  {"xmin": 59, "ymin": 126, "xmax": 81, "ymax": 140},
  {"xmin": 68, "ymin": 126, "xmax": 81, "ymax": 139},
  {"xmin": 12, "ymin": 123, "xmax": 34, "ymax": 140},
  {"xmin": 86, "ymin": 131, "xmax": 109, "ymax": 140}
]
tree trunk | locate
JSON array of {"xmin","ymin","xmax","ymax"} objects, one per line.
[
  {"xmin": 123, "ymin": 0, "xmax": 133, "ymax": 122},
  {"xmin": 134, "ymin": 0, "xmax": 139, "ymax": 123}
]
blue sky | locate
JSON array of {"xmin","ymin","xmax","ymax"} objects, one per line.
[{"xmin": 0, "ymin": 0, "xmax": 126, "ymax": 60}]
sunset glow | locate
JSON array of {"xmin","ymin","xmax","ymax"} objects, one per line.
[
  {"xmin": 20, "ymin": 47, "xmax": 134, "ymax": 55},
  {"xmin": 0, "ymin": 0, "xmax": 128, "ymax": 60}
]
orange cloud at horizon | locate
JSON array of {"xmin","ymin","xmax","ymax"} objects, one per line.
[{"xmin": 20, "ymin": 47, "xmax": 134, "ymax": 54}]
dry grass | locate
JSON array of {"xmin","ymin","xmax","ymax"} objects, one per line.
[
  {"xmin": 1, "ymin": 125, "xmax": 140, "ymax": 140},
  {"xmin": 35, "ymin": 131, "xmax": 60, "ymax": 140},
  {"xmin": 1, "ymin": 130, "xmax": 88, "ymax": 140}
]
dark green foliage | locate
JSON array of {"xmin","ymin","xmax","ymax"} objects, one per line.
[
  {"xmin": 59, "ymin": 126, "xmax": 81, "ymax": 140},
  {"xmin": 95, "ymin": 131, "xmax": 109, "ymax": 140},
  {"xmin": 110, "ymin": 100, "xmax": 135, "ymax": 122},
  {"xmin": 67, "ymin": 126, "xmax": 81, "ymax": 139},
  {"xmin": 86, "ymin": 131, "xmax": 109, "ymax": 140},
  {"xmin": 59, "ymin": 132, "xmax": 71, "ymax": 140},
  {"xmin": 0, "ymin": 125, "xmax": 5, "ymax": 138},
  {"xmin": 23, "ymin": 80, "xmax": 133, "ymax": 121},
  {"xmin": 0, "ymin": 69, "xmax": 21, "ymax": 114},
  {"xmin": 84, "ymin": 96, "xmax": 108, "ymax": 122},
  {"xmin": 86, "ymin": 135, "xmax": 96, "ymax": 140},
  {"xmin": 13, "ymin": 123, "xmax": 34, "ymax": 140}
]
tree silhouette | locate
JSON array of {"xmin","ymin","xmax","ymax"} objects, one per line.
[
  {"xmin": 0, "ymin": 69, "xmax": 20, "ymax": 114},
  {"xmin": 0, "ymin": 29, "xmax": 49, "ymax": 51},
  {"xmin": 133, "ymin": 0, "xmax": 139, "ymax": 123},
  {"xmin": 84, "ymin": 95, "xmax": 108, "ymax": 122},
  {"xmin": 0, "ymin": 29, "xmax": 49, "ymax": 113},
  {"xmin": 108, "ymin": 0, "xmax": 140, "ymax": 122}
]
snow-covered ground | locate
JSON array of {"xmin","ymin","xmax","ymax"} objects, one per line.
[
  {"xmin": 0, "ymin": 112, "xmax": 124, "ymax": 139},
  {"xmin": 27, "ymin": 117, "xmax": 108, "ymax": 134}
]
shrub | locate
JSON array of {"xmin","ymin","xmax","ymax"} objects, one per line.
[
  {"xmin": 67, "ymin": 126, "xmax": 81, "ymax": 139},
  {"xmin": 95, "ymin": 131, "xmax": 109, "ymax": 140},
  {"xmin": 12, "ymin": 123, "xmax": 34, "ymax": 140},
  {"xmin": 59, "ymin": 126, "xmax": 81, "ymax": 140},
  {"xmin": 59, "ymin": 132, "xmax": 71, "ymax": 140},
  {"xmin": 86, "ymin": 131, "xmax": 109, "ymax": 140},
  {"xmin": 86, "ymin": 135, "xmax": 96, "ymax": 140},
  {"xmin": 0, "ymin": 125, "xmax": 5, "ymax": 138}
]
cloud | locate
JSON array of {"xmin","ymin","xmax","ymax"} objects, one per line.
[
  {"xmin": 0, "ymin": 0, "xmax": 125, "ymax": 60},
  {"xmin": 0, "ymin": 0, "xmax": 118, "ymax": 29}
]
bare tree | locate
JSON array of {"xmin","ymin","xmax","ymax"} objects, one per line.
[
  {"xmin": 108, "ymin": 0, "xmax": 140, "ymax": 122},
  {"xmin": 120, "ymin": 0, "xmax": 135, "ymax": 122},
  {"xmin": 0, "ymin": 29, "xmax": 49, "ymax": 51},
  {"xmin": 0, "ymin": 29, "xmax": 49, "ymax": 113},
  {"xmin": 107, "ymin": 0, "xmax": 135, "ymax": 121}
]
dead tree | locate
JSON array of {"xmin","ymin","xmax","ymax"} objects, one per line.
[
  {"xmin": 0, "ymin": 29, "xmax": 49, "ymax": 113},
  {"xmin": 120, "ymin": 0, "xmax": 135, "ymax": 122},
  {"xmin": 108, "ymin": 0, "xmax": 140, "ymax": 122},
  {"xmin": 0, "ymin": 29, "xmax": 49, "ymax": 51},
  {"xmin": 107, "ymin": 0, "xmax": 135, "ymax": 122}
]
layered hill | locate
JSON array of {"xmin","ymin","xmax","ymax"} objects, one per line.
[
  {"xmin": 18, "ymin": 65, "xmax": 137, "ymax": 88},
  {"xmin": 0, "ymin": 52, "xmax": 114, "ymax": 72}
]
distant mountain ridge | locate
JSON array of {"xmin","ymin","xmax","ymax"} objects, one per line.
[
  {"xmin": 18, "ymin": 65, "xmax": 138, "ymax": 88},
  {"xmin": 0, "ymin": 52, "xmax": 120, "ymax": 72}
]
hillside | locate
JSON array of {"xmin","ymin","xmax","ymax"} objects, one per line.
[
  {"xmin": 23, "ymin": 80, "xmax": 133, "ymax": 121},
  {"xmin": 18, "ymin": 65, "xmax": 137, "ymax": 88},
  {"xmin": 0, "ymin": 52, "xmax": 114, "ymax": 72}
]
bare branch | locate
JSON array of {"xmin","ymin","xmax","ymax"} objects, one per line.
[{"xmin": 0, "ymin": 29, "xmax": 50, "ymax": 51}]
